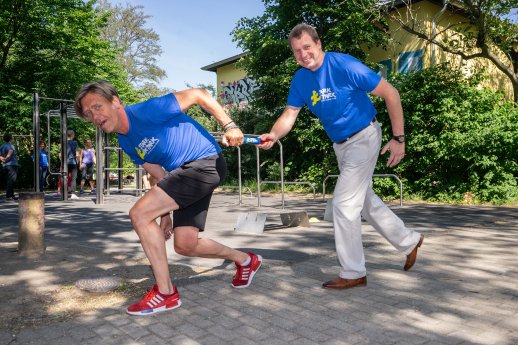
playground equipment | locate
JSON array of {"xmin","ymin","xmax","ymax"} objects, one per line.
[{"xmin": 32, "ymin": 93, "xmax": 77, "ymax": 200}]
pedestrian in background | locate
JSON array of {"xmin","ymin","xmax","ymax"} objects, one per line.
[
  {"xmin": 66, "ymin": 129, "xmax": 80, "ymax": 194},
  {"xmin": 0, "ymin": 133, "xmax": 19, "ymax": 201},
  {"xmin": 79, "ymin": 138, "xmax": 96, "ymax": 194},
  {"xmin": 34, "ymin": 140, "xmax": 49, "ymax": 192}
]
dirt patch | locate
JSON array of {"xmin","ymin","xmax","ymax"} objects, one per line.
[{"xmin": 0, "ymin": 240, "xmax": 211, "ymax": 333}]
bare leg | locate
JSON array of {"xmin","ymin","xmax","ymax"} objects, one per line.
[
  {"xmin": 129, "ymin": 187, "xmax": 180, "ymax": 295},
  {"xmin": 129, "ymin": 187, "xmax": 248, "ymax": 295},
  {"xmin": 174, "ymin": 226, "xmax": 248, "ymax": 263}
]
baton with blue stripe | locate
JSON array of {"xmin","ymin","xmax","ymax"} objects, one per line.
[{"xmin": 243, "ymin": 136, "xmax": 270, "ymax": 145}]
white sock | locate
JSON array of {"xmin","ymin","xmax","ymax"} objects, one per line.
[{"xmin": 239, "ymin": 256, "xmax": 251, "ymax": 266}]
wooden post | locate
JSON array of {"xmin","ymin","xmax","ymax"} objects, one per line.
[{"xmin": 18, "ymin": 192, "xmax": 45, "ymax": 256}]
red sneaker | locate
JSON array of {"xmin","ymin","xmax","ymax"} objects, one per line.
[
  {"xmin": 231, "ymin": 252, "xmax": 262, "ymax": 288},
  {"xmin": 126, "ymin": 284, "xmax": 181, "ymax": 316}
]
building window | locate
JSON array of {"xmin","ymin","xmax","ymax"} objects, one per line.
[
  {"xmin": 377, "ymin": 59, "xmax": 392, "ymax": 78},
  {"xmin": 398, "ymin": 50, "xmax": 423, "ymax": 74}
]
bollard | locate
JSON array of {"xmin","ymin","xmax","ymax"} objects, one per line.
[{"xmin": 18, "ymin": 192, "xmax": 45, "ymax": 256}]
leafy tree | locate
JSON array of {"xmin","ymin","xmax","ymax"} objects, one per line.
[
  {"xmin": 0, "ymin": 0, "xmax": 133, "ymax": 189},
  {"xmin": 385, "ymin": 0, "xmax": 518, "ymax": 102},
  {"xmin": 96, "ymin": 0, "xmax": 166, "ymax": 86},
  {"xmin": 373, "ymin": 64, "xmax": 518, "ymax": 203},
  {"xmin": 137, "ymin": 82, "xmax": 174, "ymax": 100}
]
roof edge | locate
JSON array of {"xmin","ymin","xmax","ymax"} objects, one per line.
[{"xmin": 201, "ymin": 52, "xmax": 248, "ymax": 72}]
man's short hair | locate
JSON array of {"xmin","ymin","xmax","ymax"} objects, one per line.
[
  {"xmin": 288, "ymin": 23, "xmax": 320, "ymax": 44},
  {"xmin": 74, "ymin": 81, "xmax": 120, "ymax": 119},
  {"xmin": 3, "ymin": 133, "xmax": 12, "ymax": 142}
]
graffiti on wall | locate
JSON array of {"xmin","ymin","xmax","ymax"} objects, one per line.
[{"xmin": 220, "ymin": 77, "xmax": 260, "ymax": 107}]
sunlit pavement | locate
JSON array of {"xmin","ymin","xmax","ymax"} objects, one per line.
[{"xmin": 1, "ymin": 192, "xmax": 517, "ymax": 345}]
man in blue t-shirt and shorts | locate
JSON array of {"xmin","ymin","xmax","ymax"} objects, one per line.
[
  {"xmin": 258, "ymin": 23, "xmax": 423, "ymax": 290},
  {"xmin": 74, "ymin": 81, "xmax": 262, "ymax": 315}
]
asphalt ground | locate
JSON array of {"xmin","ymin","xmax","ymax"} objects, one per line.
[{"xmin": 0, "ymin": 191, "xmax": 517, "ymax": 345}]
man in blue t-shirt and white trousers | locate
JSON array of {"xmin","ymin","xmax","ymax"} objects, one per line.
[
  {"xmin": 258, "ymin": 23, "xmax": 424, "ymax": 290},
  {"xmin": 74, "ymin": 81, "xmax": 262, "ymax": 316}
]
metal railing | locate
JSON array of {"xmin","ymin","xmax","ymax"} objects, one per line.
[
  {"xmin": 219, "ymin": 185, "xmax": 254, "ymax": 198},
  {"xmin": 260, "ymin": 181, "xmax": 316, "ymax": 199}
]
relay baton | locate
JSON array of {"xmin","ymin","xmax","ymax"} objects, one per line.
[{"xmin": 243, "ymin": 136, "xmax": 270, "ymax": 145}]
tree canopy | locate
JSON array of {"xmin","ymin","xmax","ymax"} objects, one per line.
[
  {"xmin": 96, "ymin": 0, "xmax": 166, "ymax": 87},
  {"xmin": 0, "ymin": 0, "xmax": 153, "ymax": 188}
]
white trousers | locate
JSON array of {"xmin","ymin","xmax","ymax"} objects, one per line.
[{"xmin": 332, "ymin": 121, "xmax": 421, "ymax": 279}]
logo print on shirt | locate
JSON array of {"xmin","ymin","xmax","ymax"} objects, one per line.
[
  {"xmin": 135, "ymin": 137, "xmax": 159, "ymax": 159},
  {"xmin": 311, "ymin": 88, "xmax": 336, "ymax": 106},
  {"xmin": 318, "ymin": 88, "xmax": 336, "ymax": 102},
  {"xmin": 311, "ymin": 90, "xmax": 321, "ymax": 106}
]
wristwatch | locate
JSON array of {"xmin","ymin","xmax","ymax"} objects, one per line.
[{"xmin": 392, "ymin": 135, "xmax": 406, "ymax": 143}]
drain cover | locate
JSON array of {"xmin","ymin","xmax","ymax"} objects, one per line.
[{"xmin": 75, "ymin": 277, "xmax": 122, "ymax": 293}]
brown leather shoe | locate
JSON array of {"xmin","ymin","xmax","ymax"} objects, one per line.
[
  {"xmin": 404, "ymin": 234, "xmax": 424, "ymax": 271},
  {"xmin": 322, "ymin": 276, "xmax": 367, "ymax": 289}
]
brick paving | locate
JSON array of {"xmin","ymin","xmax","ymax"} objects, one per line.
[{"xmin": 1, "ymin": 193, "xmax": 517, "ymax": 345}]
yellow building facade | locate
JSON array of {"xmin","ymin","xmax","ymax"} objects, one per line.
[
  {"xmin": 201, "ymin": 53, "xmax": 260, "ymax": 107},
  {"xmin": 368, "ymin": 0, "xmax": 513, "ymax": 99}
]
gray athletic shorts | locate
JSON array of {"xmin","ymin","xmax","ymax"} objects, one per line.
[{"xmin": 157, "ymin": 154, "xmax": 226, "ymax": 231}]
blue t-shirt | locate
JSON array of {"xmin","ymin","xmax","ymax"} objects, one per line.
[
  {"xmin": 0, "ymin": 142, "xmax": 18, "ymax": 167},
  {"xmin": 118, "ymin": 93, "xmax": 221, "ymax": 172},
  {"xmin": 40, "ymin": 149, "xmax": 49, "ymax": 168},
  {"xmin": 287, "ymin": 52, "xmax": 381, "ymax": 143},
  {"xmin": 67, "ymin": 140, "xmax": 78, "ymax": 165}
]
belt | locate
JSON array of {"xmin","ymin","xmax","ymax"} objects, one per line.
[{"xmin": 336, "ymin": 118, "xmax": 377, "ymax": 144}]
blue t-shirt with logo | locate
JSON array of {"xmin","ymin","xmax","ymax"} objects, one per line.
[
  {"xmin": 287, "ymin": 52, "xmax": 381, "ymax": 143},
  {"xmin": 118, "ymin": 93, "xmax": 221, "ymax": 172}
]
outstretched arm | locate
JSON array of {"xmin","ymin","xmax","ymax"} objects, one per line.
[
  {"xmin": 258, "ymin": 106, "xmax": 301, "ymax": 150},
  {"xmin": 174, "ymin": 88, "xmax": 243, "ymax": 146}
]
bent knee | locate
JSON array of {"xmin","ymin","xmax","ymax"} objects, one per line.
[
  {"xmin": 129, "ymin": 206, "xmax": 150, "ymax": 230},
  {"xmin": 174, "ymin": 241, "xmax": 197, "ymax": 257}
]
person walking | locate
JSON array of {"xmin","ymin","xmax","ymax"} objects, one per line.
[
  {"xmin": 36, "ymin": 141, "xmax": 49, "ymax": 192},
  {"xmin": 258, "ymin": 23, "xmax": 423, "ymax": 290},
  {"xmin": 79, "ymin": 139, "xmax": 96, "ymax": 194},
  {"xmin": 66, "ymin": 129, "xmax": 79, "ymax": 194},
  {"xmin": 74, "ymin": 81, "xmax": 262, "ymax": 315},
  {"xmin": 0, "ymin": 133, "xmax": 19, "ymax": 201}
]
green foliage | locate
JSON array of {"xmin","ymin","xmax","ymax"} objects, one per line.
[
  {"xmin": 373, "ymin": 64, "xmax": 518, "ymax": 204},
  {"xmin": 96, "ymin": 0, "xmax": 166, "ymax": 86},
  {"xmin": 0, "ymin": 0, "xmax": 137, "ymax": 190}
]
